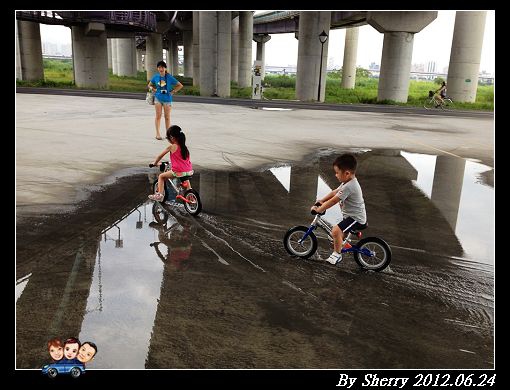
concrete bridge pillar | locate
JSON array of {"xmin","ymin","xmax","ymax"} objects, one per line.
[
  {"xmin": 71, "ymin": 23, "xmax": 108, "ymax": 88},
  {"xmin": 193, "ymin": 11, "xmax": 200, "ymax": 86},
  {"xmin": 145, "ymin": 33, "xmax": 163, "ymax": 81},
  {"xmin": 447, "ymin": 11, "xmax": 487, "ymax": 103},
  {"xmin": 15, "ymin": 21, "xmax": 22, "ymax": 80},
  {"xmin": 17, "ymin": 20, "xmax": 44, "ymax": 81},
  {"xmin": 296, "ymin": 11, "xmax": 331, "ymax": 102},
  {"xmin": 253, "ymin": 34, "xmax": 271, "ymax": 80},
  {"xmin": 238, "ymin": 11, "xmax": 254, "ymax": 87},
  {"xmin": 107, "ymin": 38, "xmax": 112, "ymax": 69},
  {"xmin": 116, "ymin": 37, "xmax": 137, "ymax": 77},
  {"xmin": 199, "ymin": 12, "xmax": 217, "ymax": 96},
  {"xmin": 183, "ymin": 29, "xmax": 193, "ymax": 77},
  {"xmin": 367, "ymin": 11, "xmax": 437, "ymax": 103},
  {"xmin": 111, "ymin": 39, "xmax": 118, "ymax": 74},
  {"xmin": 136, "ymin": 49, "xmax": 144, "ymax": 72},
  {"xmin": 341, "ymin": 27, "xmax": 359, "ymax": 89},
  {"xmin": 231, "ymin": 15, "xmax": 239, "ymax": 83},
  {"xmin": 170, "ymin": 38, "xmax": 179, "ymax": 75},
  {"xmin": 217, "ymin": 12, "xmax": 232, "ymax": 97},
  {"xmin": 199, "ymin": 12, "xmax": 232, "ymax": 97}
]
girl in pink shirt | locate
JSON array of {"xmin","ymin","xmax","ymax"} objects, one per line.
[{"xmin": 149, "ymin": 125, "xmax": 194, "ymax": 202}]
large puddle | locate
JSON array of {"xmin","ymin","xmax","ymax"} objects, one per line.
[{"xmin": 16, "ymin": 148, "xmax": 494, "ymax": 369}]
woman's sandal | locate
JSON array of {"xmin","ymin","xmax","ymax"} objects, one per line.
[{"xmin": 155, "ymin": 136, "xmax": 163, "ymax": 140}]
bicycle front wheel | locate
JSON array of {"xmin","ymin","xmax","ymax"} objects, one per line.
[
  {"xmin": 423, "ymin": 98, "xmax": 435, "ymax": 110},
  {"xmin": 283, "ymin": 226, "xmax": 318, "ymax": 258}
]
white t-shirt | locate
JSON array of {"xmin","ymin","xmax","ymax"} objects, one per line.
[{"xmin": 335, "ymin": 177, "xmax": 367, "ymax": 224}]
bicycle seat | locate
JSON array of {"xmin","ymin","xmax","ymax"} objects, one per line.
[{"xmin": 178, "ymin": 175, "xmax": 192, "ymax": 182}]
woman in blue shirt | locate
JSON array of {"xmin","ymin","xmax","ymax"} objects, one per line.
[{"xmin": 148, "ymin": 60, "xmax": 183, "ymax": 140}]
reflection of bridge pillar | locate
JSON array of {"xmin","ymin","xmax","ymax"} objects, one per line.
[
  {"xmin": 367, "ymin": 11, "xmax": 437, "ymax": 103},
  {"xmin": 238, "ymin": 11, "xmax": 253, "ymax": 87},
  {"xmin": 183, "ymin": 29, "xmax": 193, "ymax": 77},
  {"xmin": 253, "ymin": 34, "xmax": 271, "ymax": 80},
  {"xmin": 116, "ymin": 37, "xmax": 137, "ymax": 77},
  {"xmin": 447, "ymin": 11, "xmax": 487, "ymax": 103},
  {"xmin": 231, "ymin": 16, "xmax": 239, "ymax": 83},
  {"xmin": 199, "ymin": 172, "xmax": 231, "ymax": 213},
  {"xmin": 107, "ymin": 38, "xmax": 112, "ymax": 69},
  {"xmin": 16, "ymin": 238, "xmax": 98, "ymax": 368},
  {"xmin": 288, "ymin": 165, "xmax": 319, "ymax": 212},
  {"xmin": 17, "ymin": 20, "xmax": 44, "ymax": 81},
  {"xmin": 192, "ymin": 11, "xmax": 200, "ymax": 86},
  {"xmin": 217, "ymin": 12, "xmax": 232, "ymax": 97},
  {"xmin": 146, "ymin": 33, "xmax": 163, "ymax": 81},
  {"xmin": 71, "ymin": 23, "xmax": 109, "ymax": 88},
  {"xmin": 430, "ymin": 156, "xmax": 466, "ymax": 231},
  {"xmin": 341, "ymin": 27, "xmax": 359, "ymax": 89},
  {"xmin": 296, "ymin": 11, "xmax": 331, "ymax": 102}
]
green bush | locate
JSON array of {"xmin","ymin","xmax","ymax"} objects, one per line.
[
  {"xmin": 263, "ymin": 74, "xmax": 296, "ymax": 88},
  {"xmin": 175, "ymin": 75, "xmax": 193, "ymax": 86}
]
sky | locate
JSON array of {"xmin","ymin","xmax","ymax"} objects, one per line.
[{"xmin": 39, "ymin": 10, "xmax": 495, "ymax": 75}]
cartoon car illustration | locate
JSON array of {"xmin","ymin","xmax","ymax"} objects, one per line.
[{"xmin": 41, "ymin": 361, "xmax": 86, "ymax": 378}]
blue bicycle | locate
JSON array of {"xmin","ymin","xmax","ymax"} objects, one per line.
[{"xmin": 283, "ymin": 207, "xmax": 392, "ymax": 272}]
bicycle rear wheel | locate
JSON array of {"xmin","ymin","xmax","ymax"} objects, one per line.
[
  {"xmin": 353, "ymin": 237, "xmax": 392, "ymax": 272},
  {"xmin": 423, "ymin": 98, "xmax": 436, "ymax": 110},
  {"xmin": 442, "ymin": 98, "xmax": 454, "ymax": 111},
  {"xmin": 283, "ymin": 226, "xmax": 318, "ymax": 258}
]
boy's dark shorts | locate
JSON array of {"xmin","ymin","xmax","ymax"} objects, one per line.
[{"xmin": 338, "ymin": 217, "xmax": 367, "ymax": 233}]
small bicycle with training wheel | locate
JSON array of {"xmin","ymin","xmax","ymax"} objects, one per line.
[
  {"xmin": 149, "ymin": 161, "xmax": 202, "ymax": 219},
  {"xmin": 283, "ymin": 207, "xmax": 392, "ymax": 272},
  {"xmin": 423, "ymin": 90, "xmax": 454, "ymax": 110}
]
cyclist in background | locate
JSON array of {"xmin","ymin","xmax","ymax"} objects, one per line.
[{"xmin": 435, "ymin": 81, "xmax": 447, "ymax": 107}]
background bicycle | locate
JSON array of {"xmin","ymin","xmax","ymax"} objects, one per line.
[{"xmin": 424, "ymin": 90, "xmax": 454, "ymax": 110}]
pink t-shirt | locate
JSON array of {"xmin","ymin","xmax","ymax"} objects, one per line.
[{"xmin": 170, "ymin": 145, "xmax": 193, "ymax": 173}]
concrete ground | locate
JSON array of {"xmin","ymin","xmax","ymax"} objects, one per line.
[
  {"xmin": 16, "ymin": 93, "xmax": 493, "ymax": 216},
  {"xmin": 15, "ymin": 92, "xmax": 494, "ymax": 369}
]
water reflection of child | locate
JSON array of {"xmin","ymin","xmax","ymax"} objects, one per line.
[{"xmin": 150, "ymin": 220, "xmax": 192, "ymax": 270}]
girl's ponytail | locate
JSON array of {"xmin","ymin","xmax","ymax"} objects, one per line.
[{"xmin": 168, "ymin": 125, "xmax": 190, "ymax": 160}]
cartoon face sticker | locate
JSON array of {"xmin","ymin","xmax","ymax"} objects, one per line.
[
  {"xmin": 47, "ymin": 338, "xmax": 63, "ymax": 361},
  {"xmin": 77, "ymin": 342, "xmax": 97, "ymax": 364},
  {"xmin": 63, "ymin": 338, "xmax": 80, "ymax": 360}
]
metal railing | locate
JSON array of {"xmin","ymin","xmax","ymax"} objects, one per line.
[{"xmin": 16, "ymin": 10, "xmax": 156, "ymax": 32}]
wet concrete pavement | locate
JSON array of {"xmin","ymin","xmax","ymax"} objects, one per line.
[
  {"xmin": 16, "ymin": 148, "xmax": 494, "ymax": 369},
  {"xmin": 16, "ymin": 93, "xmax": 493, "ymax": 218}
]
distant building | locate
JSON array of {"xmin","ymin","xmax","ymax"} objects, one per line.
[
  {"xmin": 411, "ymin": 63, "xmax": 425, "ymax": 72},
  {"xmin": 368, "ymin": 62, "xmax": 380, "ymax": 71},
  {"xmin": 427, "ymin": 61, "xmax": 437, "ymax": 74}
]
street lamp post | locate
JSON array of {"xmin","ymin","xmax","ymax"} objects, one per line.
[{"xmin": 317, "ymin": 30, "xmax": 329, "ymax": 102}]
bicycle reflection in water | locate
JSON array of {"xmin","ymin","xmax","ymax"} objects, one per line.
[{"xmin": 149, "ymin": 208, "xmax": 197, "ymax": 270}]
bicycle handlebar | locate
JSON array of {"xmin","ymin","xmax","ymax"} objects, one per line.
[{"xmin": 311, "ymin": 209, "xmax": 325, "ymax": 216}]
